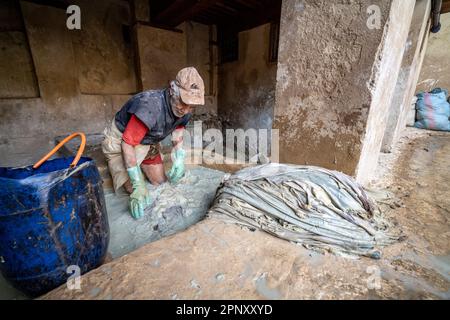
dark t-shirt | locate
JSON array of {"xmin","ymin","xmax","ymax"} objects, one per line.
[{"xmin": 114, "ymin": 88, "xmax": 191, "ymax": 145}]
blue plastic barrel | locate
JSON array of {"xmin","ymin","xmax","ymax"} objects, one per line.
[{"xmin": 0, "ymin": 157, "xmax": 109, "ymax": 297}]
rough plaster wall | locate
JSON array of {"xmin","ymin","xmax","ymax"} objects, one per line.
[
  {"xmin": 0, "ymin": 0, "xmax": 39, "ymax": 98},
  {"xmin": 135, "ymin": 21, "xmax": 216, "ymax": 114},
  {"xmin": 273, "ymin": 0, "xmax": 391, "ymax": 176},
  {"xmin": 416, "ymin": 13, "xmax": 450, "ymax": 92},
  {"xmin": 136, "ymin": 25, "xmax": 187, "ymax": 90},
  {"xmin": 72, "ymin": 0, "xmax": 137, "ymax": 95},
  {"xmin": 0, "ymin": 31, "xmax": 39, "ymax": 98},
  {"xmin": 0, "ymin": 98, "xmax": 54, "ymax": 167},
  {"xmin": 218, "ymin": 24, "xmax": 277, "ymax": 131},
  {"xmin": 381, "ymin": 0, "xmax": 431, "ymax": 153},
  {"xmin": 0, "ymin": 1, "xmax": 214, "ymax": 167},
  {"xmin": 0, "ymin": 3, "xmax": 73, "ymax": 166},
  {"xmin": 0, "ymin": 2, "xmax": 131, "ymax": 167},
  {"xmin": 356, "ymin": 0, "xmax": 415, "ymax": 184},
  {"xmin": 21, "ymin": 1, "xmax": 80, "ymax": 101},
  {"xmin": 0, "ymin": 94, "xmax": 130, "ymax": 167}
]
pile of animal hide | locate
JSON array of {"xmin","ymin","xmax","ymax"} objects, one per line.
[{"xmin": 208, "ymin": 164, "xmax": 401, "ymax": 259}]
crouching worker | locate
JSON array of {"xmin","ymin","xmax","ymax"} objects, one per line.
[{"xmin": 102, "ymin": 67, "xmax": 205, "ymax": 219}]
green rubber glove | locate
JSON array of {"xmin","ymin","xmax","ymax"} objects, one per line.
[
  {"xmin": 127, "ymin": 166, "xmax": 152, "ymax": 219},
  {"xmin": 167, "ymin": 148, "xmax": 186, "ymax": 183}
]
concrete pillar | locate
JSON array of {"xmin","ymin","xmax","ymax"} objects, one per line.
[
  {"xmin": 381, "ymin": 0, "xmax": 431, "ymax": 153},
  {"xmin": 273, "ymin": 0, "xmax": 415, "ymax": 184}
]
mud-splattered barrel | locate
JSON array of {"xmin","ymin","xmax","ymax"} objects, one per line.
[{"xmin": 0, "ymin": 157, "xmax": 109, "ymax": 297}]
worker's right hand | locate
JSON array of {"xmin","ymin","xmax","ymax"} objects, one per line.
[
  {"xmin": 167, "ymin": 148, "xmax": 186, "ymax": 183},
  {"xmin": 127, "ymin": 166, "xmax": 152, "ymax": 219}
]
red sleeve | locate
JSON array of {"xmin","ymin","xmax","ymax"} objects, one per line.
[
  {"xmin": 122, "ymin": 115, "xmax": 149, "ymax": 146},
  {"xmin": 175, "ymin": 125, "xmax": 185, "ymax": 130}
]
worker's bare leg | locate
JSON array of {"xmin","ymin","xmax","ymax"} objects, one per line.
[
  {"xmin": 123, "ymin": 179, "xmax": 133, "ymax": 194},
  {"xmin": 123, "ymin": 164, "xmax": 166, "ymax": 193},
  {"xmin": 122, "ymin": 164, "xmax": 166, "ymax": 193},
  {"xmin": 141, "ymin": 163, "xmax": 167, "ymax": 185}
]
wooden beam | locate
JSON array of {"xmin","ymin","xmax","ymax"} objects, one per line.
[
  {"xmin": 20, "ymin": 0, "xmax": 69, "ymax": 10},
  {"xmin": 203, "ymin": 5, "xmax": 233, "ymax": 20},
  {"xmin": 135, "ymin": 20, "xmax": 184, "ymax": 33},
  {"xmin": 154, "ymin": 0, "xmax": 221, "ymax": 27},
  {"xmin": 233, "ymin": 0, "xmax": 261, "ymax": 9},
  {"xmin": 153, "ymin": 0, "xmax": 196, "ymax": 24},
  {"xmin": 217, "ymin": 0, "xmax": 282, "ymax": 32},
  {"xmin": 214, "ymin": 2, "xmax": 239, "ymax": 15}
]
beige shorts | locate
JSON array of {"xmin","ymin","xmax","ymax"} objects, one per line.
[{"xmin": 101, "ymin": 119, "xmax": 160, "ymax": 192}]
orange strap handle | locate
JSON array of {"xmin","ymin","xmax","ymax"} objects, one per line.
[{"xmin": 33, "ymin": 132, "xmax": 86, "ymax": 169}]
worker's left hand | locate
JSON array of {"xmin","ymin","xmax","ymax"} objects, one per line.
[{"xmin": 167, "ymin": 148, "xmax": 186, "ymax": 183}]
